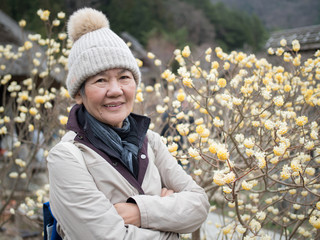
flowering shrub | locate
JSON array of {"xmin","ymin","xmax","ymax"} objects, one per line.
[
  {"xmin": 0, "ymin": 10, "xmax": 72, "ymax": 229},
  {"xmin": 135, "ymin": 44, "xmax": 320, "ymax": 239},
  {"xmin": 1, "ymin": 9, "xmax": 320, "ymax": 240}
]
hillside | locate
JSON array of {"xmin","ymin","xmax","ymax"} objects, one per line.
[{"xmin": 210, "ymin": 0, "xmax": 320, "ymax": 30}]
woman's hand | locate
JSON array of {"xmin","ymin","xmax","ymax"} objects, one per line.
[
  {"xmin": 161, "ymin": 188, "xmax": 174, "ymax": 197},
  {"xmin": 114, "ymin": 203, "xmax": 141, "ymax": 227},
  {"xmin": 114, "ymin": 188, "xmax": 174, "ymax": 227}
]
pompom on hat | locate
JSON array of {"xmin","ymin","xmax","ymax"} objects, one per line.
[{"xmin": 66, "ymin": 8, "xmax": 141, "ymax": 98}]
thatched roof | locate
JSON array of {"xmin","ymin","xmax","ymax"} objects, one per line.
[
  {"xmin": 0, "ymin": 10, "xmax": 66, "ymax": 83},
  {"xmin": 265, "ymin": 24, "xmax": 320, "ymax": 51}
]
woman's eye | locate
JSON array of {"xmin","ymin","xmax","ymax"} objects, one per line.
[
  {"xmin": 120, "ymin": 75, "xmax": 130, "ymax": 80},
  {"xmin": 96, "ymin": 78, "xmax": 105, "ymax": 83}
]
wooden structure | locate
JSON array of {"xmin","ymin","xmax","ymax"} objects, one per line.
[{"xmin": 265, "ymin": 24, "xmax": 320, "ymax": 58}]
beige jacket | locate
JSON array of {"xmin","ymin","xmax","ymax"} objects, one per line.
[{"xmin": 47, "ymin": 130, "xmax": 209, "ymax": 239}]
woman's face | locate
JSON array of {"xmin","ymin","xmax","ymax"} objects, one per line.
[{"xmin": 76, "ymin": 68, "xmax": 137, "ymax": 128}]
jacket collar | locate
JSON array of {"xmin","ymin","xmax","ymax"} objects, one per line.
[{"xmin": 66, "ymin": 104, "xmax": 151, "ymax": 194}]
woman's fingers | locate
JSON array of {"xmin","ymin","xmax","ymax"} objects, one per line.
[{"xmin": 161, "ymin": 188, "xmax": 174, "ymax": 197}]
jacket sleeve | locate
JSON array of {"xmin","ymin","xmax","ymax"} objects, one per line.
[
  {"xmin": 130, "ymin": 130, "xmax": 210, "ymax": 234},
  {"xmin": 47, "ymin": 141, "xmax": 179, "ymax": 240}
]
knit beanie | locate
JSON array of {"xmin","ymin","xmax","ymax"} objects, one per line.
[{"xmin": 66, "ymin": 8, "xmax": 141, "ymax": 98}]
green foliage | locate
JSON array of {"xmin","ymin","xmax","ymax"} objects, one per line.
[
  {"xmin": 1, "ymin": 0, "xmax": 65, "ymax": 35},
  {"xmin": 1, "ymin": 0, "xmax": 268, "ymax": 52},
  {"xmin": 183, "ymin": 1, "xmax": 268, "ymax": 51}
]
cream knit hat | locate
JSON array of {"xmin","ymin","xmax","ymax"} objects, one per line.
[{"xmin": 66, "ymin": 8, "xmax": 141, "ymax": 98}]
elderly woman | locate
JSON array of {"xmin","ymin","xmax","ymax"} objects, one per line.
[{"xmin": 47, "ymin": 8, "xmax": 209, "ymax": 239}]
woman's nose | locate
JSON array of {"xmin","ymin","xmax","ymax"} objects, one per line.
[{"xmin": 107, "ymin": 80, "xmax": 122, "ymax": 96}]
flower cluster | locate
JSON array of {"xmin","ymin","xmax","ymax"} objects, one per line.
[
  {"xmin": 134, "ymin": 39, "xmax": 320, "ymax": 238},
  {"xmin": 0, "ymin": 10, "xmax": 73, "ymax": 227}
]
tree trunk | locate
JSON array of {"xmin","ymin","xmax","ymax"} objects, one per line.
[{"xmin": 192, "ymin": 228, "xmax": 201, "ymax": 240}]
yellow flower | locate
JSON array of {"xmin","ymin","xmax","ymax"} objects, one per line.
[
  {"xmin": 209, "ymin": 143, "xmax": 217, "ymax": 154},
  {"xmin": 280, "ymin": 39, "xmax": 287, "ymax": 47},
  {"xmin": 28, "ymin": 124, "xmax": 34, "ymax": 132},
  {"xmin": 289, "ymin": 189, "xmax": 296, "ymax": 195},
  {"xmin": 273, "ymin": 144, "xmax": 286, "ymax": 156},
  {"xmin": 182, "ymin": 46, "xmax": 191, "ymax": 58},
  {"xmin": 176, "ymin": 92, "xmax": 186, "ymax": 102},
  {"xmin": 223, "ymin": 62, "xmax": 230, "ymax": 70},
  {"xmin": 217, "ymin": 78, "xmax": 227, "ymax": 88},
  {"xmin": 168, "ymin": 143, "xmax": 178, "ymax": 153},
  {"xmin": 199, "ymin": 108, "xmax": 208, "ymax": 114},
  {"xmin": 292, "ymin": 40, "xmax": 300, "ymax": 52},
  {"xmin": 19, "ymin": 19, "xmax": 26, "ymax": 27},
  {"xmin": 222, "ymin": 225, "xmax": 232, "ymax": 235},
  {"xmin": 267, "ymin": 48, "xmax": 274, "ymax": 55},
  {"xmin": 58, "ymin": 33, "xmax": 67, "ymax": 41},
  {"xmin": 309, "ymin": 216, "xmax": 320, "ymax": 229},
  {"xmin": 293, "ymin": 56, "xmax": 300, "ymax": 66},
  {"xmin": 135, "ymin": 92, "xmax": 144, "ymax": 102},
  {"xmin": 194, "ymin": 118, "xmax": 204, "ymax": 125},
  {"xmin": 156, "ymin": 105, "xmax": 166, "ymax": 114},
  {"xmin": 305, "ymin": 141, "xmax": 314, "ymax": 150},
  {"xmin": 290, "ymin": 159, "xmax": 301, "ymax": 172},
  {"xmin": 52, "ymin": 19, "xmax": 60, "ymax": 26},
  {"xmin": 195, "ymin": 124, "xmax": 205, "ymax": 135},
  {"xmin": 176, "ymin": 124, "xmax": 189, "ymax": 136},
  {"xmin": 246, "ymin": 149, "xmax": 254, "ymax": 157},
  {"xmin": 252, "ymin": 121, "xmax": 260, "ymax": 127},
  {"xmin": 193, "ymin": 169, "xmax": 202, "ymax": 176},
  {"xmin": 211, "ymin": 61, "xmax": 219, "ymax": 69},
  {"xmin": 243, "ymin": 138, "xmax": 254, "ymax": 148},
  {"xmin": 0, "ymin": 126, "xmax": 7, "ymax": 135},
  {"xmin": 280, "ymin": 165, "xmax": 291, "ymax": 179},
  {"xmin": 147, "ymin": 52, "xmax": 155, "ymax": 59},
  {"xmin": 59, "ymin": 116, "xmax": 68, "ymax": 125},
  {"xmin": 276, "ymin": 48, "xmax": 284, "ymax": 56},
  {"xmin": 9, "ymin": 172, "xmax": 19, "ymax": 179},
  {"xmin": 273, "ymin": 96, "xmax": 284, "ymax": 107},
  {"xmin": 154, "ymin": 59, "xmax": 162, "ymax": 66},
  {"xmin": 257, "ymin": 157, "xmax": 266, "ymax": 169},
  {"xmin": 40, "ymin": 10, "xmax": 50, "ymax": 21},
  {"xmin": 236, "ymin": 225, "xmax": 246, "ymax": 234},
  {"xmin": 295, "ymin": 116, "xmax": 308, "ymax": 126},
  {"xmin": 316, "ymin": 202, "xmax": 320, "ymax": 210},
  {"xmin": 223, "ymin": 186, "xmax": 232, "ymax": 194},
  {"xmin": 284, "ymin": 84, "xmax": 292, "ymax": 92},
  {"xmin": 161, "ymin": 69, "xmax": 171, "ymax": 79},
  {"xmin": 167, "ymin": 73, "xmax": 176, "ymax": 82},
  {"xmin": 217, "ymin": 147, "xmax": 229, "ymax": 161},
  {"xmin": 199, "ymin": 128, "xmax": 210, "ymax": 138},
  {"xmin": 24, "ymin": 41, "xmax": 33, "ymax": 50},
  {"xmin": 133, "ymin": 58, "xmax": 142, "ymax": 68},
  {"xmin": 182, "ymin": 77, "xmax": 193, "ymax": 88},
  {"xmin": 205, "ymin": 54, "xmax": 211, "ymax": 62},
  {"xmin": 34, "ymin": 95, "xmax": 46, "ymax": 104},
  {"xmin": 57, "ymin": 11, "xmax": 66, "ymax": 19},
  {"xmin": 145, "ymin": 86, "xmax": 154, "ymax": 92},
  {"xmin": 213, "ymin": 172, "xmax": 225, "ymax": 186},
  {"xmin": 256, "ymin": 211, "xmax": 266, "ymax": 221},
  {"xmin": 242, "ymin": 180, "xmax": 253, "ymax": 190},
  {"xmin": 188, "ymin": 147, "xmax": 199, "ymax": 158},
  {"xmin": 213, "ymin": 117, "xmax": 224, "ymax": 127},
  {"xmin": 186, "ymin": 133, "xmax": 197, "ymax": 144},
  {"xmin": 224, "ymin": 172, "xmax": 235, "ymax": 184},
  {"xmin": 29, "ymin": 107, "xmax": 38, "ymax": 116},
  {"xmin": 264, "ymin": 120, "xmax": 274, "ymax": 130}
]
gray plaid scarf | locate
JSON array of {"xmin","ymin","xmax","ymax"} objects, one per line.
[{"xmin": 83, "ymin": 109, "xmax": 139, "ymax": 174}]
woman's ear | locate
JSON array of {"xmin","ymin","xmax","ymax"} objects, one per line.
[{"xmin": 74, "ymin": 91, "xmax": 83, "ymax": 104}]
